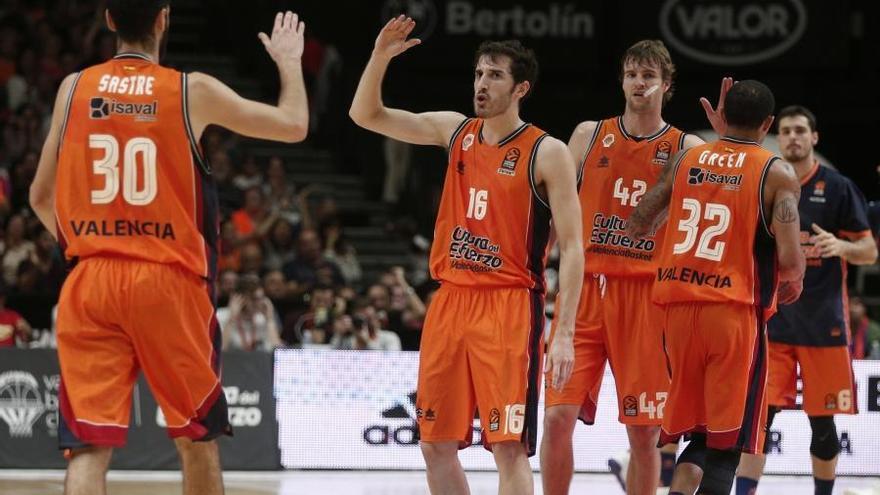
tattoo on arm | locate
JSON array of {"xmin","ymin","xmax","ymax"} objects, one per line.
[
  {"xmin": 630, "ymin": 151, "xmax": 680, "ymax": 232},
  {"xmin": 774, "ymin": 196, "xmax": 798, "ymax": 224}
]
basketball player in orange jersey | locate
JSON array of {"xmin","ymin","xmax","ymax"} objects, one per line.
[
  {"xmin": 350, "ymin": 17, "xmax": 583, "ymax": 495},
  {"xmin": 735, "ymin": 107, "xmax": 876, "ymax": 495},
  {"xmin": 540, "ymin": 39, "xmax": 707, "ymax": 495},
  {"xmin": 29, "ymin": 2, "xmax": 308, "ymax": 494},
  {"xmin": 627, "ymin": 80, "xmax": 806, "ymax": 495}
]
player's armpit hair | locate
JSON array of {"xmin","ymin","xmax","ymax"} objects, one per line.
[{"xmin": 773, "ymin": 196, "xmax": 798, "ymax": 224}]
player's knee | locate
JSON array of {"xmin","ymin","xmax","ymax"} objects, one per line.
[
  {"xmin": 543, "ymin": 405, "xmax": 578, "ymax": 436},
  {"xmin": 491, "ymin": 440, "xmax": 526, "ymax": 465},
  {"xmin": 697, "ymin": 448, "xmax": 740, "ymax": 495},
  {"xmin": 67, "ymin": 446, "xmax": 113, "ymax": 472},
  {"xmin": 677, "ymin": 433, "xmax": 707, "ymax": 470},
  {"xmin": 174, "ymin": 437, "xmax": 218, "ymax": 461},
  {"xmin": 627, "ymin": 425, "xmax": 660, "ymax": 453},
  {"xmin": 808, "ymin": 416, "xmax": 839, "ymax": 461},
  {"xmin": 420, "ymin": 441, "xmax": 459, "ymax": 465}
]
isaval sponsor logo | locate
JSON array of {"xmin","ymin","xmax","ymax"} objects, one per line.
[
  {"xmin": 90, "ymin": 97, "xmax": 158, "ymax": 121},
  {"xmin": 687, "ymin": 167, "xmax": 742, "ymax": 190}
]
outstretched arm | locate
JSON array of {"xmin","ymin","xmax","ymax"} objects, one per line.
[
  {"xmin": 627, "ymin": 150, "xmax": 683, "ymax": 239},
  {"xmin": 188, "ymin": 11, "xmax": 308, "ymax": 143},
  {"xmin": 535, "ymin": 137, "xmax": 583, "ymax": 391},
  {"xmin": 349, "ymin": 16, "xmax": 464, "ymax": 147}
]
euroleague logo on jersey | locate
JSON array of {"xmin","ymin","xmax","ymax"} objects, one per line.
[
  {"xmin": 89, "ymin": 96, "xmax": 158, "ymax": 122},
  {"xmin": 652, "ymin": 141, "xmax": 672, "ymax": 165},
  {"xmin": 497, "ymin": 147, "xmax": 520, "ymax": 176}
]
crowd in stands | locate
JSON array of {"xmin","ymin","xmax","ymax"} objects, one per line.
[
  {"xmin": 1, "ymin": 2, "xmax": 879, "ymax": 358},
  {"xmin": 0, "ymin": 0, "xmax": 436, "ymax": 353}
]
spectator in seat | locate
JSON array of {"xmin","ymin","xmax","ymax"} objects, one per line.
[
  {"xmin": 850, "ymin": 294, "xmax": 880, "ymax": 359},
  {"xmin": 1, "ymin": 213, "xmax": 34, "ymax": 285},
  {"xmin": 217, "ymin": 269, "xmax": 238, "ymax": 307},
  {"xmin": 218, "ymin": 273, "xmax": 282, "ymax": 352},
  {"xmin": 210, "ymin": 149, "xmax": 241, "ymax": 217},
  {"xmin": 263, "ymin": 269, "xmax": 301, "ymax": 342},
  {"xmin": 233, "ymin": 154, "xmax": 262, "ymax": 191},
  {"xmin": 218, "ymin": 219, "xmax": 242, "ymax": 272},
  {"xmin": 0, "ymin": 282, "xmax": 31, "ymax": 348},
  {"xmin": 283, "ymin": 228, "xmax": 344, "ymax": 297},
  {"xmin": 231, "ymin": 186, "xmax": 278, "ymax": 243},
  {"xmin": 263, "ymin": 218, "xmax": 298, "ymax": 272},
  {"xmin": 29, "ymin": 228, "xmax": 64, "ymax": 294},
  {"xmin": 264, "ymin": 155, "xmax": 301, "ymax": 226},
  {"xmin": 239, "ymin": 242, "xmax": 265, "ymax": 276},
  {"xmin": 321, "ymin": 219, "xmax": 361, "ymax": 284},
  {"xmin": 297, "ymin": 285, "xmax": 337, "ymax": 346}
]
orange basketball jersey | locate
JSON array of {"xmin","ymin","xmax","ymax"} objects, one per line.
[
  {"xmin": 581, "ymin": 117, "xmax": 686, "ymax": 276},
  {"xmin": 653, "ymin": 137, "xmax": 779, "ymax": 315},
  {"xmin": 429, "ymin": 119, "xmax": 552, "ymax": 290},
  {"xmin": 55, "ymin": 53, "xmax": 218, "ymax": 279}
]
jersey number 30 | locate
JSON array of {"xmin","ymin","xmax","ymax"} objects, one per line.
[
  {"xmin": 672, "ymin": 198, "xmax": 730, "ymax": 261},
  {"xmin": 89, "ymin": 134, "xmax": 157, "ymax": 206}
]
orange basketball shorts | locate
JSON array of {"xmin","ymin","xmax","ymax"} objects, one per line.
[
  {"xmin": 766, "ymin": 342, "xmax": 857, "ymax": 416},
  {"xmin": 56, "ymin": 257, "xmax": 230, "ymax": 449},
  {"xmin": 545, "ymin": 275, "xmax": 670, "ymax": 426},
  {"xmin": 659, "ymin": 302, "xmax": 769, "ymax": 454},
  {"xmin": 417, "ymin": 285, "xmax": 544, "ymax": 455}
]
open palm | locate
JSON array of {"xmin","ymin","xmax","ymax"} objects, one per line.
[{"xmin": 374, "ymin": 15, "xmax": 421, "ymax": 59}]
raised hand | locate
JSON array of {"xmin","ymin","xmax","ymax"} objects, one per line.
[
  {"xmin": 700, "ymin": 77, "xmax": 734, "ymax": 137},
  {"xmin": 373, "ymin": 15, "xmax": 421, "ymax": 60},
  {"xmin": 258, "ymin": 11, "xmax": 306, "ymax": 64}
]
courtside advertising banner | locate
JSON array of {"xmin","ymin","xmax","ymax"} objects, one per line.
[
  {"xmin": 274, "ymin": 349, "xmax": 880, "ymax": 475},
  {"xmin": 0, "ymin": 349, "xmax": 278, "ymax": 469}
]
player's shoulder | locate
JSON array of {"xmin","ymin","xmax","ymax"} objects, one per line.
[
  {"xmin": 815, "ymin": 164, "xmax": 850, "ymax": 186},
  {"xmin": 570, "ymin": 118, "xmax": 612, "ymax": 140},
  {"xmin": 679, "ymin": 132, "xmax": 705, "ymax": 149},
  {"xmin": 535, "ymin": 134, "xmax": 568, "ymax": 155},
  {"xmin": 184, "ymin": 71, "xmax": 214, "ymax": 92}
]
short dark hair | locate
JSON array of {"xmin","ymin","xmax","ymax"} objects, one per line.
[
  {"xmin": 723, "ymin": 80, "xmax": 775, "ymax": 129},
  {"xmin": 777, "ymin": 105, "xmax": 817, "ymax": 132},
  {"xmin": 106, "ymin": 0, "xmax": 170, "ymax": 44},
  {"xmin": 620, "ymin": 40, "xmax": 676, "ymax": 105},
  {"xmin": 474, "ymin": 40, "xmax": 539, "ymax": 99}
]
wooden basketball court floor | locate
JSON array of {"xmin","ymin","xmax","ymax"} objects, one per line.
[{"xmin": 1, "ymin": 470, "xmax": 878, "ymax": 494}]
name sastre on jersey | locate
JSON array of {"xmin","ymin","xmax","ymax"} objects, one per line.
[
  {"xmin": 448, "ymin": 225, "xmax": 503, "ymax": 272},
  {"xmin": 69, "ymin": 71, "xmax": 174, "ymax": 241},
  {"xmin": 90, "ymin": 74, "xmax": 158, "ymax": 122}
]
